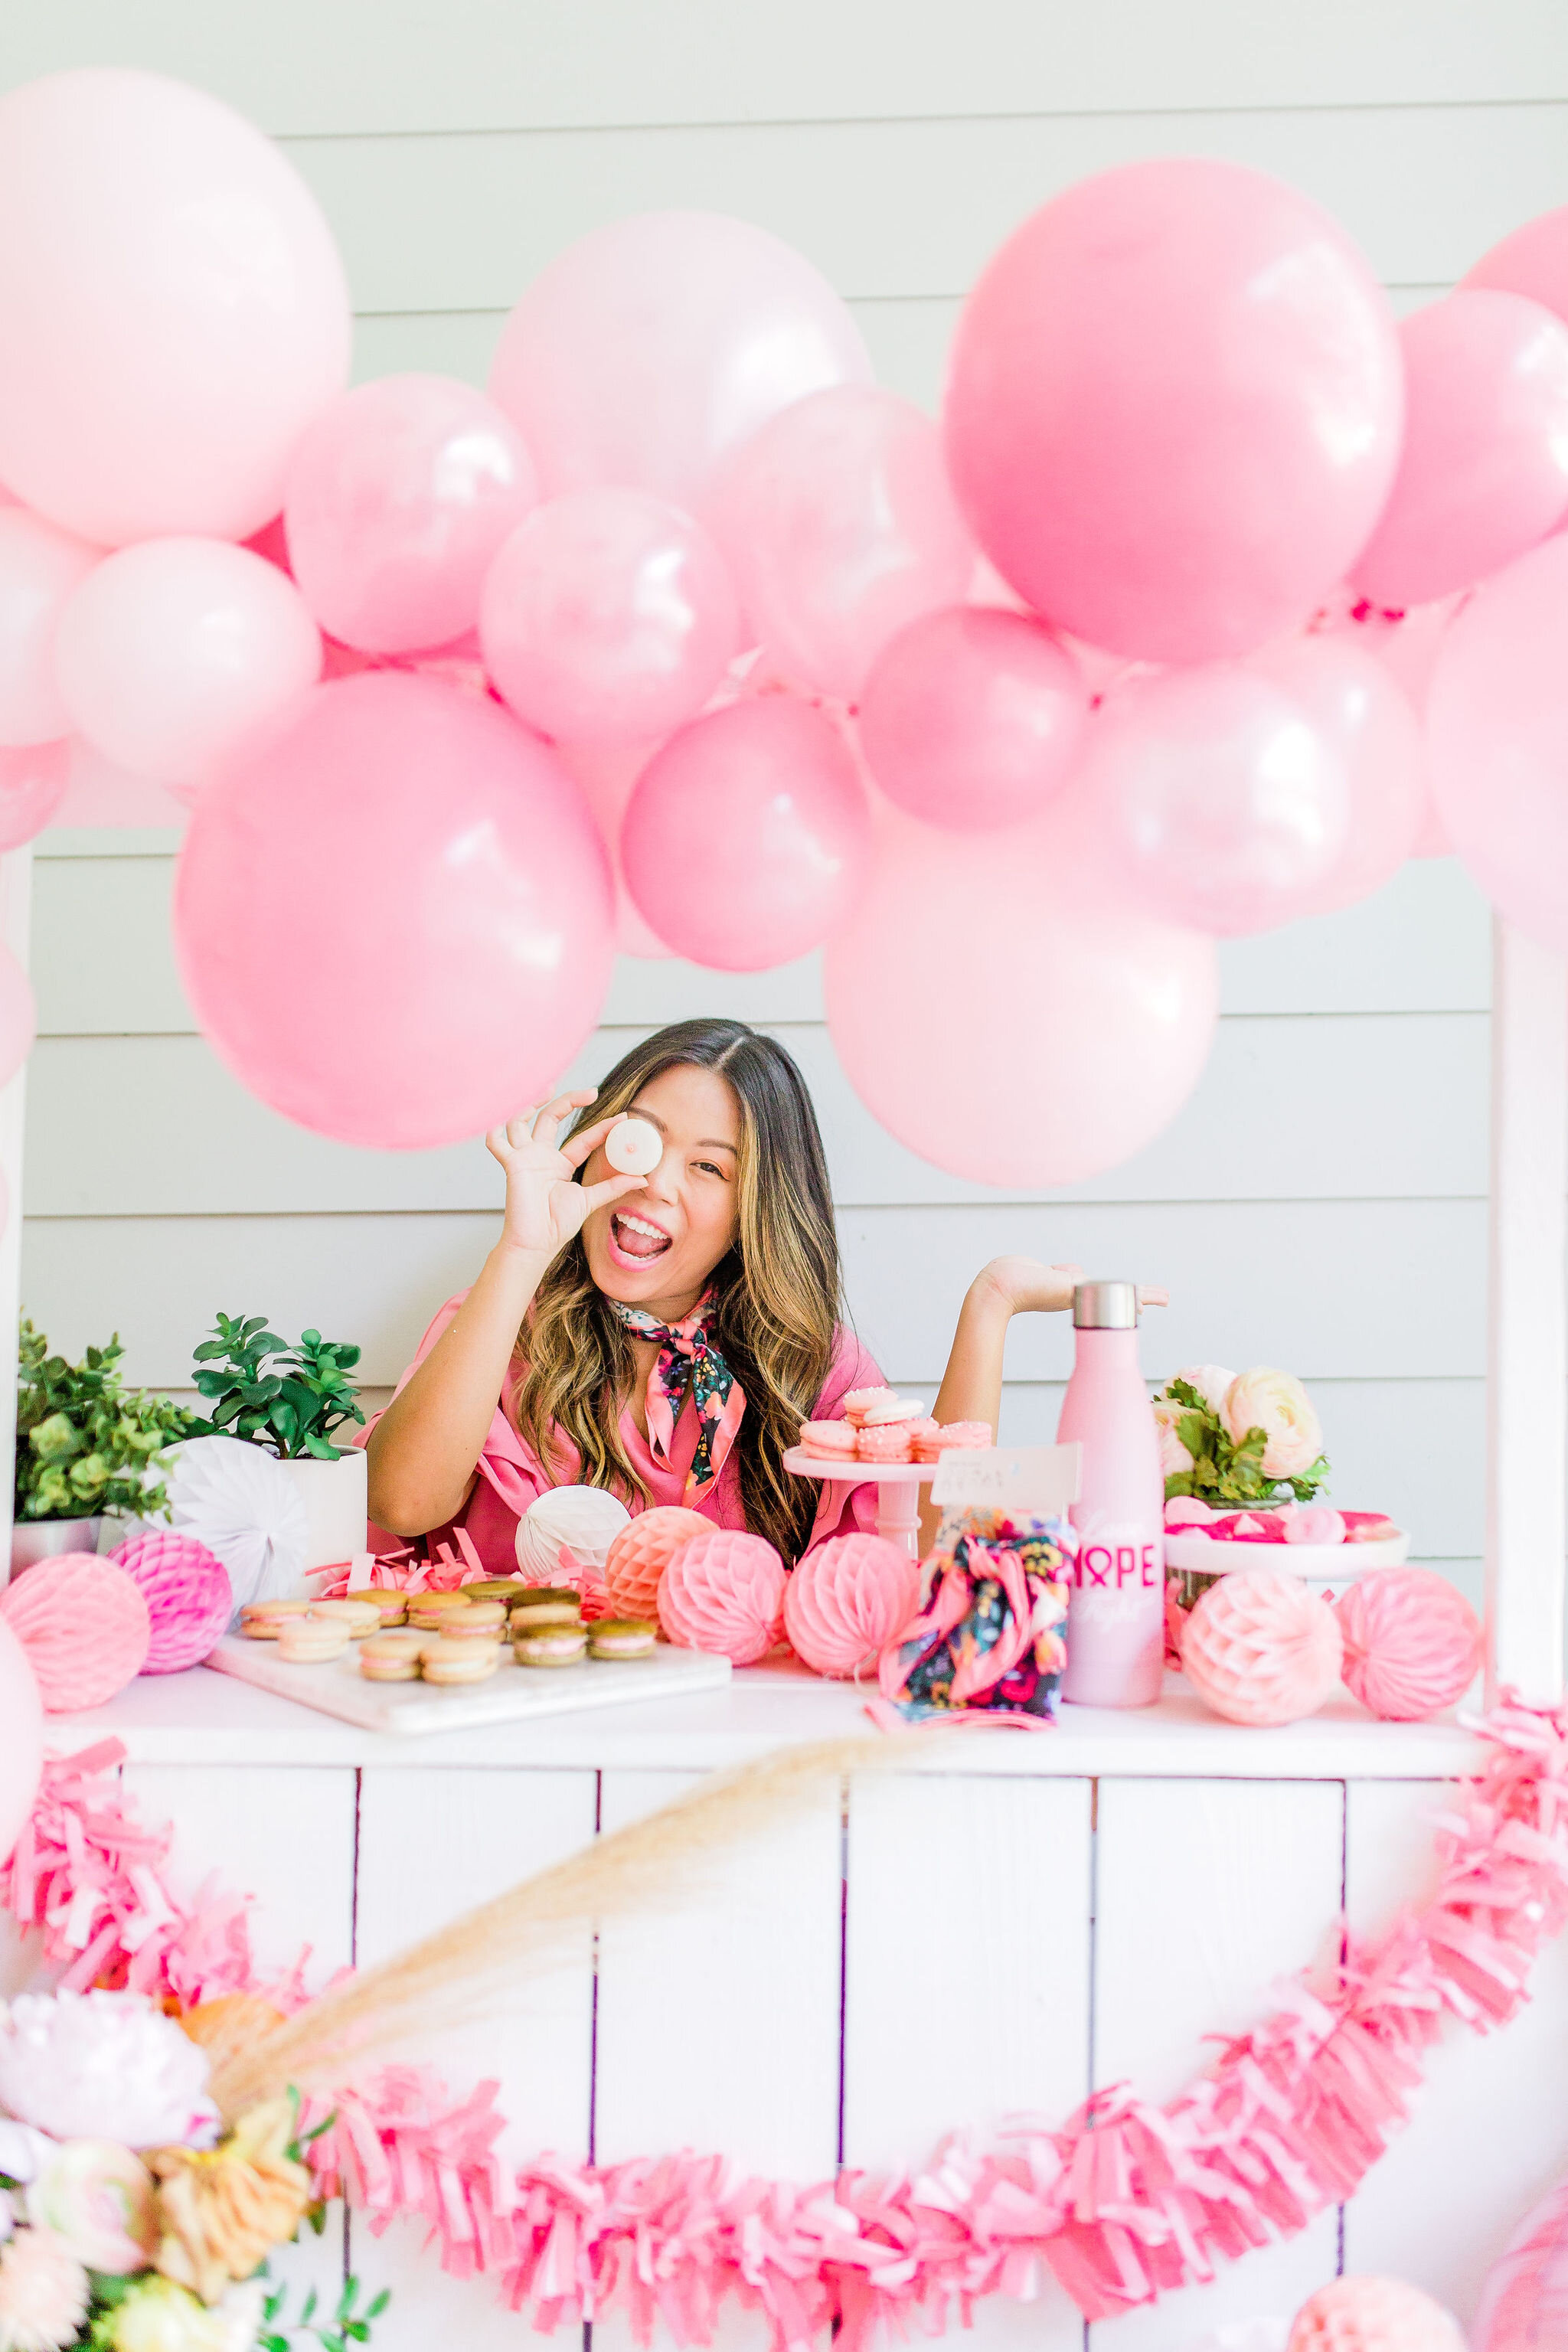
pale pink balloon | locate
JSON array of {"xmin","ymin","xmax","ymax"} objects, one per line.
[
  {"xmin": 55, "ymin": 539, "xmax": 322, "ymax": 787},
  {"xmin": 0, "ymin": 740, "xmax": 70, "ymax": 848},
  {"xmin": 1320, "ymin": 593, "xmax": 1462, "ymax": 859},
  {"xmin": 0, "ymin": 509, "xmax": 100, "ymax": 745},
  {"xmin": 1074, "ymin": 665, "xmax": 1350, "ymax": 936},
  {"xmin": 1465, "ymin": 203, "xmax": 1568, "ymax": 325},
  {"xmin": 173, "ymin": 671, "xmax": 614, "ymax": 1148},
  {"xmin": 0, "ymin": 939, "xmax": 38, "ymax": 1088},
  {"xmin": 0, "ymin": 1619, "xmax": 43, "ymax": 1867},
  {"xmin": 622, "ymin": 697, "xmax": 869, "ymax": 971},
  {"xmin": 858, "ymin": 604, "xmax": 1088, "ymax": 831},
  {"xmin": 0, "ymin": 70, "xmax": 350, "ymax": 545},
  {"xmin": 560, "ymin": 740, "xmax": 674, "ymax": 959},
  {"xmin": 945, "ymin": 159, "xmax": 1403, "ymax": 663},
  {"xmin": 710, "ymin": 387, "xmax": 975, "ymax": 700},
  {"xmin": 1351, "ymin": 292, "xmax": 1568, "ymax": 611},
  {"xmin": 825, "ymin": 808, "xmax": 1218, "ymax": 1187},
  {"xmin": 1427, "ymin": 534, "xmax": 1568, "ymax": 955},
  {"xmin": 284, "ymin": 374, "xmax": 538, "ymax": 654},
  {"xmin": 481, "ymin": 489, "xmax": 740, "ymax": 746},
  {"xmin": 1250, "ymin": 635, "xmax": 1423, "ymax": 916},
  {"xmin": 488, "ymin": 211, "xmax": 871, "ymax": 508}
]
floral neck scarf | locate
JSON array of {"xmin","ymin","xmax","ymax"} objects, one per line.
[{"xmin": 611, "ymin": 1292, "xmax": 745, "ymax": 1498}]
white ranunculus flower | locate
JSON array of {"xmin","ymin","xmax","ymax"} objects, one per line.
[
  {"xmin": 1152, "ymin": 1396, "xmax": 1194, "ymax": 1480},
  {"xmin": 1221, "ymin": 1368, "xmax": 1323, "ymax": 1479},
  {"xmin": 1174, "ymin": 1364, "xmax": 1236, "ymax": 1416}
]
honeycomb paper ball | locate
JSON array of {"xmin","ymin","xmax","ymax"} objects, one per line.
[
  {"xmin": 658, "ymin": 1530, "xmax": 786, "ymax": 1664},
  {"xmin": 604, "ymin": 1506, "xmax": 712, "ymax": 1620},
  {"xmin": 0, "ymin": 1557, "xmax": 151, "ymax": 1710},
  {"xmin": 514, "ymin": 1486, "xmax": 631, "ymax": 1580},
  {"xmin": 1181, "ymin": 1565, "xmax": 1343, "ymax": 1726},
  {"xmin": 108, "ymin": 1529, "xmax": 233, "ymax": 1674},
  {"xmin": 1288, "ymin": 2275, "xmax": 1466, "ymax": 2352},
  {"xmin": 1334, "ymin": 1567, "xmax": 1482, "ymax": 1721},
  {"xmin": 783, "ymin": 1534, "xmax": 920, "ymax": 1677}
]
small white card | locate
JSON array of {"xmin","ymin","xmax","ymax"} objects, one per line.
[{"xmin": 928, "ymin": 1441, "xmax": 1083, "ymax": 1515}]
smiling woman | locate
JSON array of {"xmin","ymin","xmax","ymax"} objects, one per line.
[{"xmin": 364, "ymin": 1017, "xmax": 1080, "ymax": 1569}]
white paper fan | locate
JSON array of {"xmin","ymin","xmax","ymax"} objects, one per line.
[
  {"xmin": 514, "ymin": 1485, "xmax": 630, "ymax": 1580},
  {"xmin": 164, "ymin": 1435, "xmax": 310, "ymax": 1613}
]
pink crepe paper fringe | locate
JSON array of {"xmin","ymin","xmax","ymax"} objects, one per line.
[
  {"xmin": 7, "ymin": 1699, "xmax": 1568, "ymax": 2343},
  {"xmin": 317, "ymin": 1527, "xmax": 488, "ymax": 1600}
]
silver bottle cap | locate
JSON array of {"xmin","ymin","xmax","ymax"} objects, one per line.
[{"xmin": 1073, "ymin": 1279, "xmax": 1140, "ymax": 1329}]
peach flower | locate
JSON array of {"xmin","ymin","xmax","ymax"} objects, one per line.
[
  {"xmin": 28, "ymin": 2139, "xmax": 156, "ymax": 2275},
  {"xmin": 1152, "ymin": 1396, "xmax": 1194, "ymax": 1480},
  {"xmin": 0, "ymin": 2226, "xmax": 90, "ymax": 2352},
  {"xmin": 148, "ymin": 2099, "xmax": 310, "ymax": 2306},
  {"xmin": 1222, "ymin": 1367, "xmax": 1323, "ymax": 1479},
  {"xmin": 1173, "ymin": 1364, "xmax": 1236, "ymax": 1415}
]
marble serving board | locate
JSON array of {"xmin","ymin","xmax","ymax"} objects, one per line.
[{"xmin": 208, "ymin": 1632, "xmax": 731, "ymax": 1735}]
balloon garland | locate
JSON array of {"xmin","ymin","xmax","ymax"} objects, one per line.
[{"xmin": 4, "ymin": 1701, "xmax": 1568, "ymax": 2343}]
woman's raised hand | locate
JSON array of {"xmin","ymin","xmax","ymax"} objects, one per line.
[
  {"xmin": 977, "ymin": 1256, "xmax": 1084, "ymax": 1315},
  {"xmin": 485, "ymin": 1091, "xmax": 645, "ymax": 1263}
]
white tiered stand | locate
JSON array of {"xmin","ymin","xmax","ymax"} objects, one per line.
[{"xmin": 2, "ymin": 874, "xmax": 1564, "ymax": 2349}]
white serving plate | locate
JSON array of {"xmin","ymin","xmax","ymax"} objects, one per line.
[
  {"xmin": 1164, "ymin": 1527, "xmax": 1410, "ymax": 1578},
  {"xmin": 209, "ymin": 1631, "xmax": 730, "ymax": 1735}
]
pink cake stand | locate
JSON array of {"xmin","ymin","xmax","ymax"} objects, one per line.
[{"xmin": 782, "ymin": 1447, "xmax": 937, "ymax": 1561}]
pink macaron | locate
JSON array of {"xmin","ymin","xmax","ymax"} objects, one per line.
[
  {"xmin": 799, "ymin": 1419, "xmax": 859, "ymax": 1459},
  {"xmin": 857, "ymin": 1422, "xmax": 915, "ymax": 1463}
]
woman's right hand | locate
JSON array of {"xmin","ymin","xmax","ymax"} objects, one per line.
[{"xmin": 485, "ymin": 1092, "xmax": 645, "ymax": 1264}]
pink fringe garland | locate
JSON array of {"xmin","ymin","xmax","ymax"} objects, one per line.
[{"xmin": 5, "ymin": 1700, "xmax": 1568, "ymax": 2344}]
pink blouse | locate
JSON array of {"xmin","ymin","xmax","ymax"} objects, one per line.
[{"xmin": 363, "ymin": 1291, "xmax": 885, "ymax": 1572}]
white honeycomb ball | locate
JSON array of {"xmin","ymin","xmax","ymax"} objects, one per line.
[{"xmin": 514, "ymin": 1485, "xmax": 632, "ymax": 1580}]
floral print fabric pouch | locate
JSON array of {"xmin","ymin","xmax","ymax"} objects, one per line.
[{"xmin": 876, "ymin": 1508, "xmax": 1073, "ymax": 1726}]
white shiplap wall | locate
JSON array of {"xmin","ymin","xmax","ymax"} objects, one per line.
[{"xmin": 9, "ymin": 0, "xmax": 1550, "ymax": 1610}]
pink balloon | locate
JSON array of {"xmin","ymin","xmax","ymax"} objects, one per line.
[
  {"xmin": 0, "ymin": 740, "xmax": 69, "ymax": 848},
  {"xmin": 0, "ymin": 1619, "xmax": 43, "ymax": 1865},
  {"xmin": 55, "ymin": 538, "xmax": 322, "ymax": 787},
  {"xmin": 481, "ymin": 489, "xmax": 740, "ymax": 746},
  {"xmin": 858, "ymin": 605, "xmax": 1088, "ymax": 831},
  {"xmin": 488, "ymin": 211, "xmax": 871, "ymax": 508},
  {"xmin": 173, "ymin": 671, "xmax": 614, "ymax": 1148},
  {"xmin": 1250, "ymin": 635, "xmax": 1423, "ymax": 916},
  {"xmin": 1428, "ymin": 534, "xmax": 1568, "ymax": 954},
  {"xmin": 284, "ymin": 374, "xmax": 538, "ymax": 654},
  {"xmin": 710, "ymin": 387, "xmax": 975, "ymax": 701},
  {"xmin": 1073, "ymin": 665, "xmax": 1350, "ymax": 936},
  {"xmin": 0, "ymin": 70, "xmax": 350, "ymax": 545},
  {"xmin": 825, "ymin": 808, "xmax": 1218, "ymax": 1187},
  {"xmin": 1465, "ymin": 203, "xmax": 1568, "ymax": 325},
  {"xmin": 945, "ymin": 159, "xmax": 1403, "ymax": 663},
  {"xmin": 622, "ymin": 697, "xmax": 869, "ymax": 971},
  {"xmin": 0, "ymin": 509, "xmax": 100, "ymax": 745},
  {"xmin": 0, "ymin": 939, "xmax": 37, "ymax": 1088},
  {"xmin": 1351, "ymin": 292, "xmax": 1568, "ymax": 610}
]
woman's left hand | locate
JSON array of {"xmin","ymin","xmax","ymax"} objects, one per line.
[{"xmin": 974, "ymin": 1256, "xmax": 1083, "ymax": 1314}]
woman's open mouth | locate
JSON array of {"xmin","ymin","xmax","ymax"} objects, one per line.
[{"xmin": 608, "ymin": 1210, "xmax": 674, "ymax": 1269}]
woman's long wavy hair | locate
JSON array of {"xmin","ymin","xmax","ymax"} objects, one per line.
[{"xmin": 512, "ymin": 1020, "xmax": 843, "ymax": 1563}]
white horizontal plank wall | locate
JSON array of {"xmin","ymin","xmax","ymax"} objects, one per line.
[{"xmin": 8, "ymin": 0, "xmax": 1551, "ymax": 1624}]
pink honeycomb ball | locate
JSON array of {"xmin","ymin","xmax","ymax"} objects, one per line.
[
  {"xmin": 1181, "ymin": 1564, "xmax": 1343, "ymax": 1726},
  {"xmin": 658, "ymin": 1529, "xmax": 786, "ymax": 1665},
  {"xmin": 782, "ymin": 1534, "xmax": 920, "ymax": 1677},
  {"xmin": 0, "ymin": 1555, "xmax": 151, "ymax": 1710},
  {"xmin": 108, "ymin": 1529, "xmax": 233, "ymax": 1674},
  {"xmin": 1289, "ymin": 2275, "xmax": 1466, "ymax": 2352},
  {"xmin": 1334, "ymin": 1567, "xmax": 1482, "ymax": 1721},
  {"xmin": 604, "ymin": 1505, "xmax": 712, "ymax": 1622}
]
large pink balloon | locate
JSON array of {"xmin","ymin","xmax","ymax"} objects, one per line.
[
  {"xmin": 858, "ymin": 605, "xmax": 1088, "ymax": 831},
  {"xmin": 1251, "ymin": 636, "xmax": 1423, "ymax": 916},
  {"xmin": 488, "ymin": 211, "xmax": 871, "ymax": 508},
  {"xmin": 1073, "ymin": 665, "xmax": 1350, "ymax": 936},
  {"xmin": 0, "ymin": 740, "xmax": 69, "ymax": 848},
  {"xmin": 1427, "ymin": 534, "xmax": 1568, "ymax": 954},
  {"xmin": 622, "ymin": 697, "xmax": 869, "ymax": 970},
  {"xmin": 0, "ymin": 1620, "xmax": 43, "ymax": 1865},
  {"xmin": 1351, "ymin": 292, "xmax": 1568, "ymax": 610},
  {"xmin": 0, "ymin": 70, "xmax": 350, "ymax": 545},
  {"xmin": 173, "ymin": 672, "xmax": 615, "ymax": 1148},
  {"xmin": 284, "ymin": 374, "xmax": 538, "ymax": 654},
  {"xmin": 0, "ymin": 510, "xmax": 100, "ymax": 746},
  {"xmin": 825, "ymin": 808, "xmax": 1219, "ymax": 1187},
  {"xmin": 710, "ymin": 387, "xmax": 975, "ymax": 701},
  {"xmin": 55, "ymin": 539, "xmax": 322, "ymax": 786},
  {"xmin": 945, "ymin": 159, "xmax": 1403, "ymax": 663},
  {"xmin": 1465, "ymin": 204, "xmax": 1568, "ymax": 325},
  {"xmin": 481, "ymin": 489, "xmax": 740, "ymax": 746}
]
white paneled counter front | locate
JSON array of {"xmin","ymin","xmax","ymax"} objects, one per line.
[{"xmin": 23, "ymin": 1665, "xmax": 1568, "ymax": 2352}]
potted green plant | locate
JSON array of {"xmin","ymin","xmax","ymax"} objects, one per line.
[
  {"xmin": 188, "ymin": 1313, "xmax": 368, "ymax": 1569},
  {"xmin": 13, "ymin": 1318, "xmax": 194, "ymax": 1572}
]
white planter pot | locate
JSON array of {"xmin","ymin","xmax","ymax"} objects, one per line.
[
  {"xmin": 279, "ymin": 1449, "xmax": 368, "ymax": 1572},
  {"xmin": 10, "ymin": 1515, "xmax": 103, "ymax": 1577}
]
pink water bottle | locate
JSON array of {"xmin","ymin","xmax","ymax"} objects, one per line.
[{"xmin": 1055, "ymin": 1279, "xmax": 1165, "ymax": 1708}]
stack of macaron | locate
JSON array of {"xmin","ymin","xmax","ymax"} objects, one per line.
[
  {"xmin": 508, "ymin": 1583, "xmax": 656, "ymax": 1667},
  {"xmin": 799, "ymin": 1388, "xmax": 994, "ymax": 1466},
  {"xmin": 243, "ymin": 1579, "xmax": 659, "ymax": 1686}
]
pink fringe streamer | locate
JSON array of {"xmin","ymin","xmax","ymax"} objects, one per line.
[{"xmin": 6, "ymin": 1699, "xmax": 1568, "ymax": 2344}]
